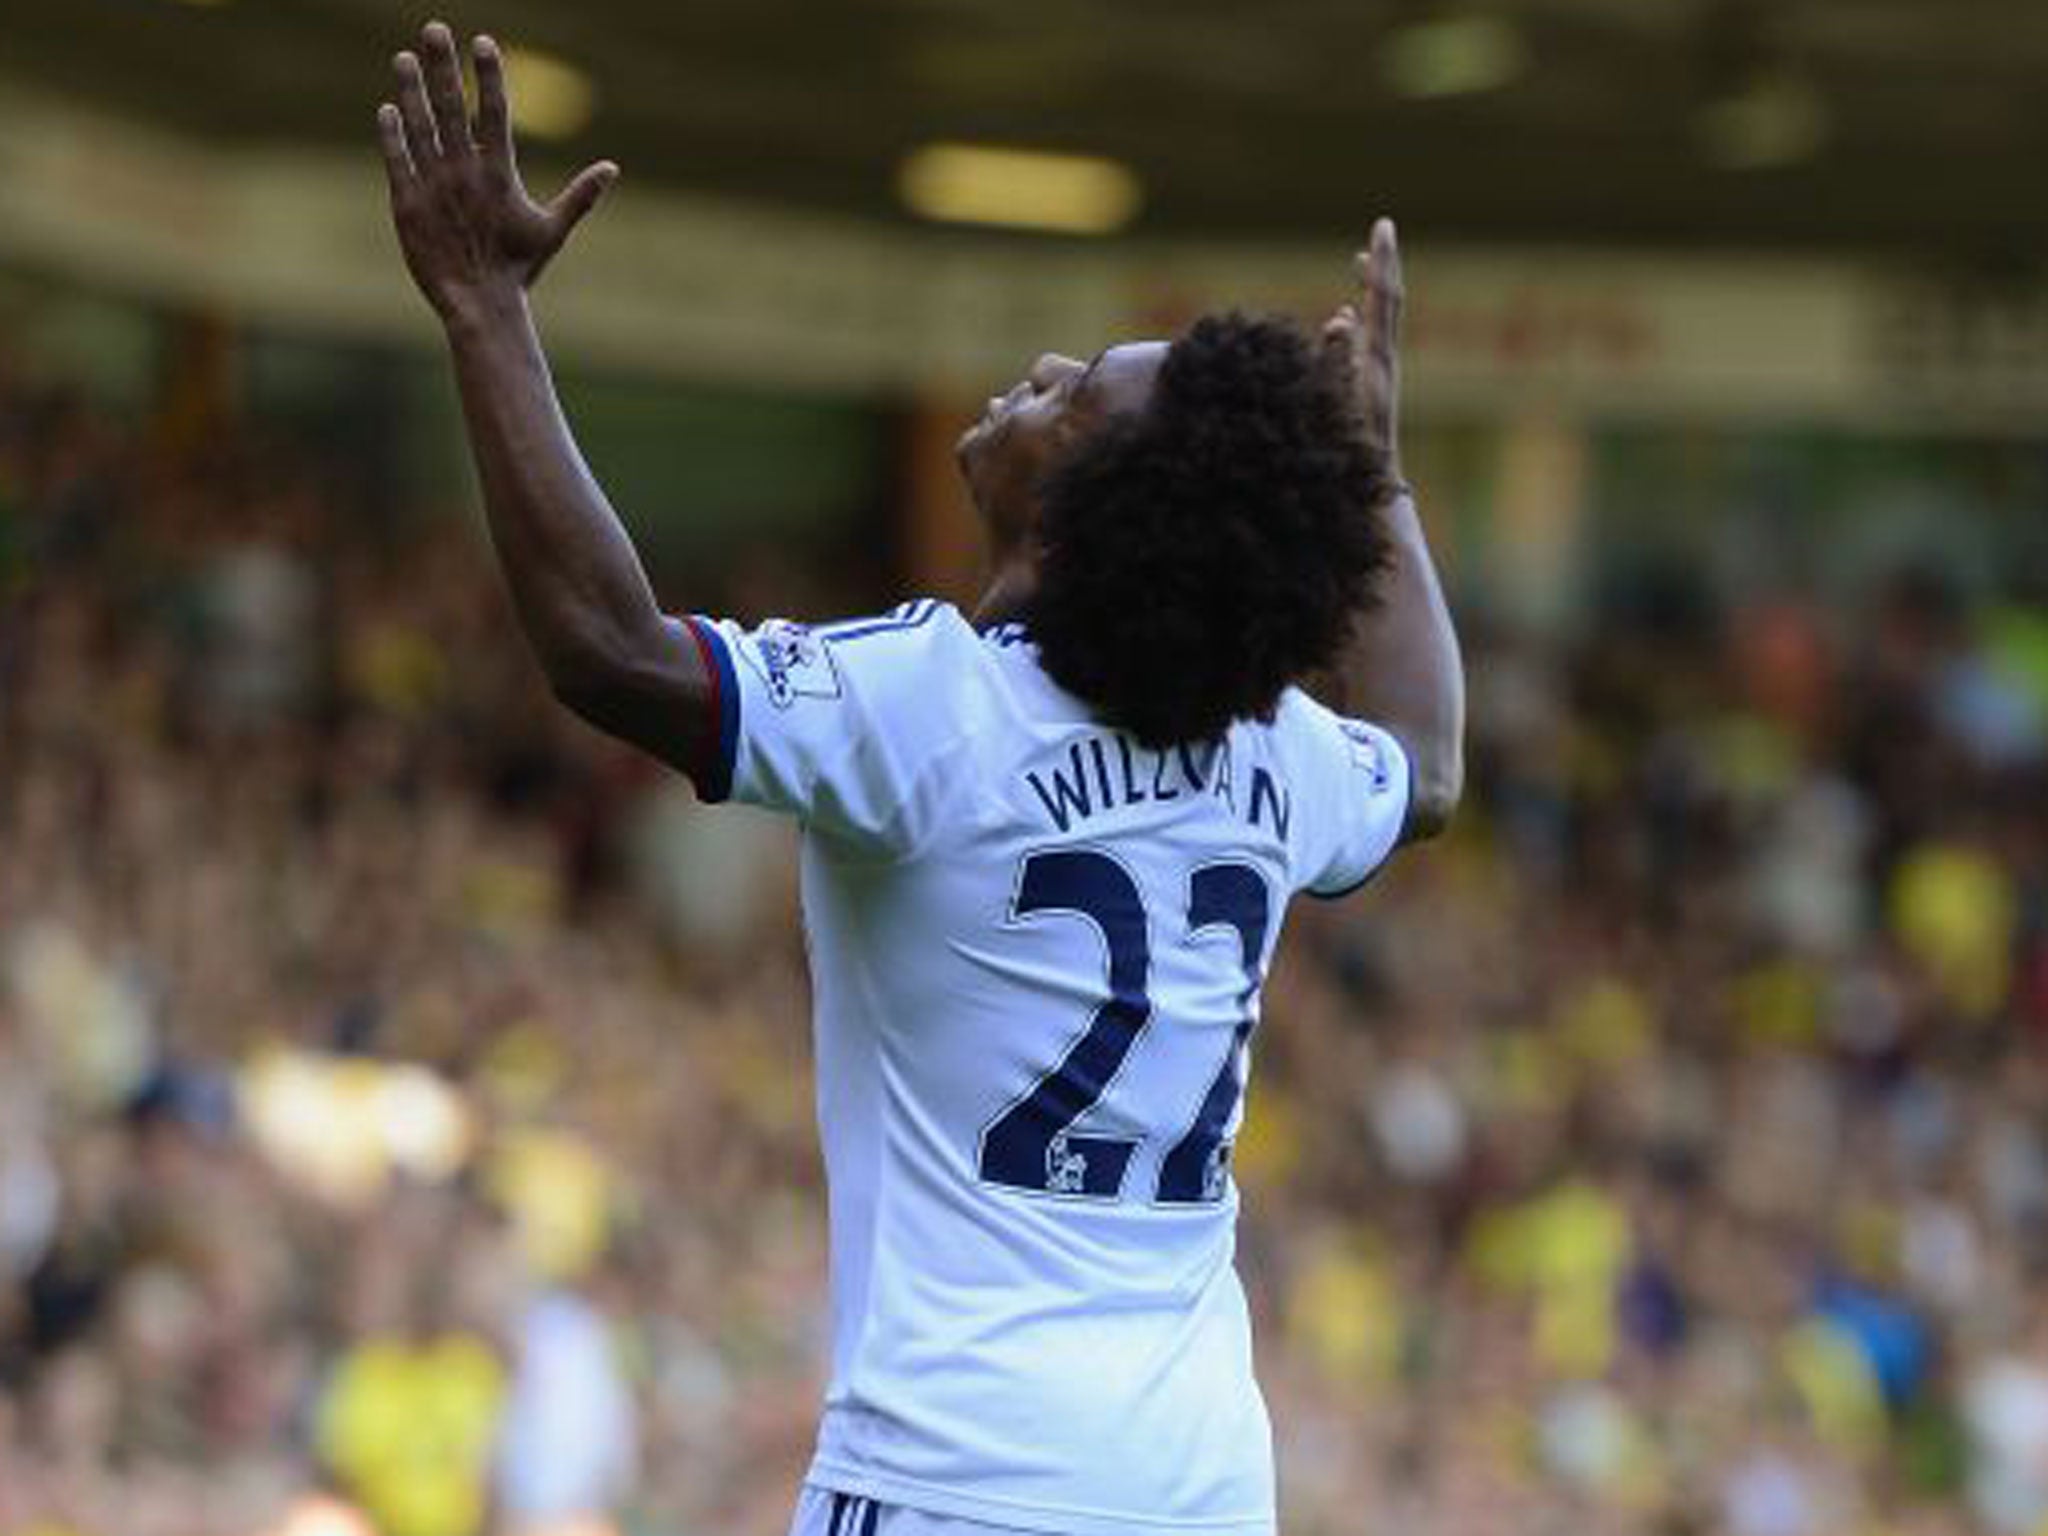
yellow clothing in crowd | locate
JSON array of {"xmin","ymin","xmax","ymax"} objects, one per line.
[
  {"xmin": 316, "ymin": 1334, "xmax": 507, "ymax": 1536},
  {"xmin": 1471, "ymin": 1178, "xmax": 1631, "ymax": 1378}
]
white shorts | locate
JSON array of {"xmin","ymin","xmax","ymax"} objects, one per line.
[{"xmin": 789, "ymin": 1484, "xmax": 1038, "ymax": 1536}]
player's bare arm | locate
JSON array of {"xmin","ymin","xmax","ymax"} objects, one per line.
[
  {"xmin": 377, "ymin": 21, "xmax": 715, "ymax": 780},
  {"xmin": 1320, "ymin": 219, "xmax": 1465, "ymax": 842}
]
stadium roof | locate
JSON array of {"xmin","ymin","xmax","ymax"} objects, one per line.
[{"xmin": 6, "ymin": 0, "xmax": 2046, "ymax": 256}]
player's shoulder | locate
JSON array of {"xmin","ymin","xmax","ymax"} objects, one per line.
[
  {"xmin": 809, "ymin": 597, "xmax": 962, "ymax": 649},
  {"xmin": 729, "ymin": 599, "xmax": 981, "ymax": 703},
  {"xmin": 1263, "ymin": 685, "xmax": 1345, "ymax": 756},
  {"xmin": 1268, "ymin": 685, "xmax": 1406, "ymax": 796},
  {"xmin": 814, "ymin": 600, "xmax": 1049, "ymax": 683}
]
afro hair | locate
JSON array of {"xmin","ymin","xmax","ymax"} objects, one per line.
[{"xmin": 1025, "ymin": 312, "xmax": 1392, "ymax": 749}]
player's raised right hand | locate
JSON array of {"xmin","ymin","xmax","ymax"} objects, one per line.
[{"xmin": 377, "ymin": 22, "xmax": 617, "ymax": 323}]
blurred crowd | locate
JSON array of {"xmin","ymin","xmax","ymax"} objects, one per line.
[{"xmin": 3, "ymin": 349, "xmax": 2048, "ymax": 1536}]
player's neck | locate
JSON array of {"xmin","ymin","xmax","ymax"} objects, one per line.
[{"xmin": 971, "ymin": 561, "xmax": 1037, "ymax": 629}]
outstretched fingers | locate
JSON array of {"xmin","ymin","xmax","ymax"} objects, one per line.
[
  {"xmin": 1319, "ymin": 301, "xmax": 1360, "ymax": 387},
  {"xmin": 548, "ymin": 161, "xmax": 620, "ymax": 238},
  {"xmin": 520, "ymin": 161, "xmax": 619, "ymax": 282},
  {"xmin": 392, "ymin": 51, "xmax": 440, "ymax": 169},
  {"xmin": 1334, "ymin": 218, "xmax": 1406, "ymax": 472},
  {"xmin": 375, "ymin": 102, "xmax": 415, "ymax": 194},
  {"xmin": 420, "ymin": 22, "xmax": 475, "ymax": 160},
  {"xmin": 471, "ymin": 35, "xmax": 516, "ymax": 170},
  {"xmin": 1355, "ymin": 218, "xmax": 1404, "ymax": 365}
]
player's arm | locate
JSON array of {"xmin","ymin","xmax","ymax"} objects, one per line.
[
  {"xmin": 376, "ymin": 22, "xmax": 714, "ymax": 781},
  {"xmin": 1319, "ymin": 219, "xmax": 1465, "ymax": 843}
]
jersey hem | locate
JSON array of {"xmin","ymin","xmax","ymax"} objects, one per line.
[
  {"xmin": 805, "ymin": 1459, "xmax": 1277, "ymax": 1536},
  {"xmin": 1304, "ymin": 865, "xmax": 1381, "ymax": 900}
]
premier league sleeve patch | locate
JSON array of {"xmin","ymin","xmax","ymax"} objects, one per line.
[
  {"xmin": 1339, "ymin": 718, "xmax": 1394, "ymax": 792},
  {"xmin": 742, "ymin": 619, "xmax": 844, "ymax": 709}
]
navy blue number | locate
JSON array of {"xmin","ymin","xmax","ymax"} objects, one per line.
[
  {"xmin": 978, "ymin": 852, "xmax": 1273, "ymax": 1204},
  {"xmin": 1157, "ymin": 864, "xmax": 1272, "ymax": 1205},
  {"xmin": 978, "ymin": 850, "xmax": 1151, "ymax": 1198}
]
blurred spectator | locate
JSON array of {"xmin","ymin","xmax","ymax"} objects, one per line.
[{"xmin": 493, "ymin": 1289, "xmax": 637, "ymax": 1529}]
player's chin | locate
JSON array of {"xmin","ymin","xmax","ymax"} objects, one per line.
[{"xmin": 956, "ymin": 415, "xmax": 995, "ymax": 470}]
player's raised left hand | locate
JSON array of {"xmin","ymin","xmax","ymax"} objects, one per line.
[
  {"xmin": 1321, "ymin": 218, "xmax": 1406, "ymax": 489},
  {"xmin": 377, "ymin": 22, "xmax": 617, "ymax": 323}
]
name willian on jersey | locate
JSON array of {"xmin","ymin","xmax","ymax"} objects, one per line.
[{"xmin": 1022, "ymin": 730, "xmax": 1291, "ymax": 838}]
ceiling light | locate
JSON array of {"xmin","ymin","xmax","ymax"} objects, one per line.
[
  {"xmin": 502, "ymin": 45, "xmax": 596, "ymax": 141},
  {"xmin": 1696, "ymin": 68, "xmax": 1826, "ymax": 169},
  {"xmin": 898, "ymin": 143, "xmax": 1142, "ymax": 236},
  {"xmin": 1381, "ymin": 14, "xmax": 1527, "ymax": 100}
]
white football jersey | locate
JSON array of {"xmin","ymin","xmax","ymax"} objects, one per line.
[{"xmin": 686, "ymin": 601, "xmax": 1411, "ymax": 1536}]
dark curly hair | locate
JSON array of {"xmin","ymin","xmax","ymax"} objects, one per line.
[{"xmin": 1026, "ymin": 313, "xmax": 1392, "ymax": 748}]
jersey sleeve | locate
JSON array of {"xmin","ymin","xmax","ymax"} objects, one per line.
[
  {"xmin": 1282, "ymin": 692, "xmax": 1414, "ymax": 898},
  {"xmin": 682, "ymin": 599, "xmax": 985, "ymax": 857}
]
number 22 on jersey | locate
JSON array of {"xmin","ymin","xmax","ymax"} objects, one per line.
[{"xmin": 976, "ymin": 848, "xmax": 1273, "ymax": 1205}]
